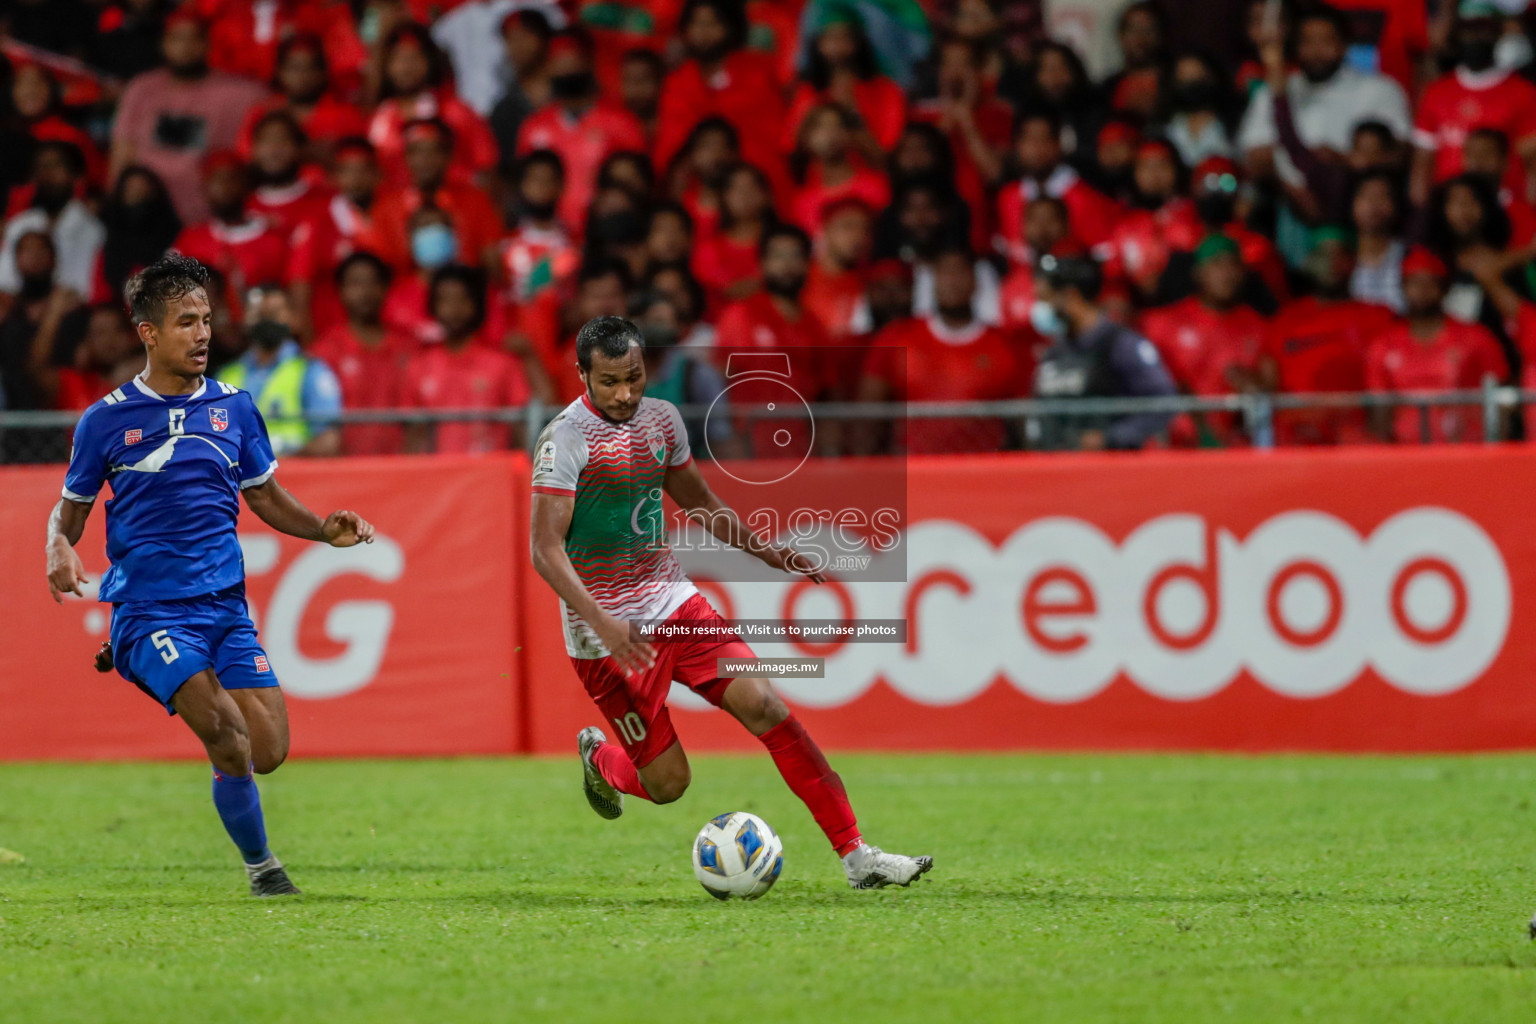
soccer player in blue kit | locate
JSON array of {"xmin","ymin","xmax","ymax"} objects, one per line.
[{"xmin": 44, "ymin": 254, "xmax": 375, "ymax": 897}]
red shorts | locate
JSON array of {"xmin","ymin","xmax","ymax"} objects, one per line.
[{"xmin": 571, "ymin": 592, "xmax": 755, "ymax": 767}]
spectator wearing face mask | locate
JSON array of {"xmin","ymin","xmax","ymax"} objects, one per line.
[
  {"xmin": 516, "ymin": 30, "xmax": 648, "ymax": 236},
  {"xmin": 1411, "ymin": 2, "xmax": 1536, "ymax": 208},
  {"xmin": 216, "ymin": 286, "xmax": 343, "ymax": 457},
  {"xmin": 1163, "ymin": 53, "xmax": 1235, "ymax": 169},
  {"xmin": 374, "ymin": 118, "xmax": 503, "ymax": 276},
  {"xmin": 384, "ymin": 204, "xmax": 467, "ymax": 346},
  {"xmin": 0, "ymin": 142, "xmax": 104, "ymax": 303},
  {"xmin": 93, "ymin": 165, "xmax": 181, "ymax": 305}
]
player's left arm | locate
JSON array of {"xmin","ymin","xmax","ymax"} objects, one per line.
[
  {"xmin": 663, "ymin": 459, "xmax": 825, "ymax": 583},
  {"xmin": 242, "ymin": 477, "xmax": 375, "ymax": 546}
]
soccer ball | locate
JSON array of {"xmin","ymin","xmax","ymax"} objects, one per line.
[{"xmin": 691, "ymin": 811, "xmax": 784, "ymax": 900}]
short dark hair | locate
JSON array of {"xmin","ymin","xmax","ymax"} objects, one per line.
[
  {"xmin": 680, "ymin": 0, "xmax": 748, "ymax": 52},
  {"xmin": 578, "ymin": 258, "xmax": 633, "ymax": 292},
  {"xmin": 520, "ymin": 148, "xmax": 566, "ymax": 182},
  {"xmin": 334, "ymin": 250, "xmax": 393, "ymax": 288},
  {"xmin": 428, "ymin": 264, "xmax": 487, "ymax": 330},
  {"xmin": 622, "ymin": 47, "xmax": 664, "ymax": 73},
  {"xmin": 576, "ymin": 315, "xmax": 644, "ymax": 371},
  {"xmin": 1036, "ymin": 254, "xmax": 1103, "ymax": 301},
  {"xmin": 760, "ymin": 222, "xmax": 811, "ymax": 259},
  {"xmin": 36, "ymin": 139, "xmax": 87, "ymax": 178},
  {"xmin": 1297, "ymin": 2, "xmax": 1351, "ymax": 42},
  {"xmin": 250, "ymin": 108, "xmax": 308, "ymax": 148},
  {"xmin": 126, "ymin": 252, "xmax": 212, "ymax": 327}
]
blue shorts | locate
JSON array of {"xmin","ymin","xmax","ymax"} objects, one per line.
[{"xmin": 110, "ymin": 585, "xmax": 279, "ymax": 715}]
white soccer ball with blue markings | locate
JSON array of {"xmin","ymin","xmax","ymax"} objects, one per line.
[{"xmin": 691, "ymin": 811, "xmax": 784, "ymax": 900}]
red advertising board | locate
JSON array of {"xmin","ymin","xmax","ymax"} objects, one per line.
[
  {"xmin": 0, "ymin": 456, "xmax": 525, "ymax": 760},
  {"xmin": 5, "ymin": 446, "xmax": 1536, "ymax": 759}
]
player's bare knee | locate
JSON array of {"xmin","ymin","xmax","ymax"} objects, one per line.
[
  {"xmin": 647, "ymin": 765, "xmax": 692, "ymax": 804},
  {"xmin": 758, "ymin": 688, "xmax": 791, "ymax": 730},
  {"xmin": 251, "ymin": 746, "xmax": 287, "ymax": 775}
]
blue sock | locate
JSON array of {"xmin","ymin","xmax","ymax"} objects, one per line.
[{"xmin": 211, "ymin": 769, "xmax": 271, "ymax": 865}]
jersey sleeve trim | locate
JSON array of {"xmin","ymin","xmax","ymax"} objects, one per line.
[
  {"xmin": 532, "ymin": 484, "xmax": 577, "ymax": 496},
  {"xmin": 61, "ymin": 486, "xmax": 97, "ymax": 503},
  {"xmin": 671, "ymin": 453, "xmax": 694, "ymax": 470},
  {"xmin": 240, "ymin": 461, "xmax": 278, "ymax": 489}
]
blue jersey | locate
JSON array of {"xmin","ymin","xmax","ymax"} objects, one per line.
[{"xmin": 62, "ymin": 376, "xmax": 278, "ymax": 603}]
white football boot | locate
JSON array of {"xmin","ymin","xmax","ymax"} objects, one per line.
[
  {"xmin": 578, "ymin": 727, "xmax": 624, "ymax": 820},
  {"xmin": 843, "ymin": 842, "xmax": 933, "ymax": 889}
]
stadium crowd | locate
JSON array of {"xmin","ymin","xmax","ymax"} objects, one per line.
[{"xmin": 0, "ymin": 0, "xmax": 1533, "ymax": 457}]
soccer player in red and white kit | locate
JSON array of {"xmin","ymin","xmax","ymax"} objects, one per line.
[{"xmin": 530, "ymin": 316, "xmax": 933, "ymax": 890}]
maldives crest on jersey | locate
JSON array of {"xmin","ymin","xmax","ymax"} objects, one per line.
[
  {"xmin": 209, "ymin": 407, "xmax": 229, "ymax": 432},
  {"xmin": 644, "ymin": 425, "xmax": 667, "ymax": 464}
]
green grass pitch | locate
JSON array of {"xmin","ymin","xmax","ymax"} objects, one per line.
[{"xmin": 4, "ymin": 753, "xmax": 1536, "ymax": 1022}]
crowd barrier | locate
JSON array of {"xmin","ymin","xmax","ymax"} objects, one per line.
[{"xmin": 2, "ymin": 445, "xmax": 1533, "ymax": 760}]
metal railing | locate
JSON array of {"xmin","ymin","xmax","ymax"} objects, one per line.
[{"xmin": 0, "ymin": 384, "xmax": 1526, "ymax": 463}]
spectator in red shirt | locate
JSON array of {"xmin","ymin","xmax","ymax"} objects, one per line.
[
  {"xmin": 206, "ymin": 0, "xmax": 365, "ymax": 92},
  {"xmin": 311, "ymin": 252, "xmax": 417, "ymax": 456},
  {"xmin": 1187, "ymin": 156, "xmax": 1288, "ymax": 308},
  {"xmin": 785, "ymin": 15, "xmax": 907, "ymax": 154},
  {"xmin": 515, "ymin": 29, "xmax": 648, "ymax": 237},
  {"xmin": 653, "ymin": 0, "xmax": 787, "ymax": 187},
  {"xmin": 692, "ymin": 162, "xmax": 776, "ymax": 304},
  {"xmin": 500, "ymin": 150, "xmax": 578, "ymax": 303},
  {"xmin": 996, "ymin": 110, "xmax": 1123, "ymax": 262},
  {"xmin": 368, "ymin": 23, "xmax": 499, "ymax": 191},
  {"xmin": 859, "ymin": 246, "xmax": 1026, "ymax": 454},
  {"xmin": 1142, "ymin": 234, "xmax": 1268, "ymax": 447},
  {"xmin": 173, "ymin": 151, "xmax": 291, "ymax": 326},
  {"xmin": 246, "ymin": 111, "xmax": 331, "ymax": 245},
  {"xmin": 1365, "ymin": 247, "xmax": 1509, "ymax": 444},
  {"xmin": 384, "ymin": 203, "xmax": 467, "ymax": 346},
  {"xmin": 109, "ymin": 10, "xmax": 268, "ymax": 226},
  {"xmin": 619, "ymin": 49, "xmax": 665, "ymax": 148},
  {"xmin": 574, "ymin": 0, "xmax": 681, "ymax": 101},
  {"xmin": 1104, "ymin": 140, "xmax": 1203, "ymax": 303},
  {"xmin": 236, "ymin": 34, "xmax": 368, "ymax": 164},
  {"xmin": 374, "ymin": 118, "xmax": 503, "ymax": 275},
  {"xmin": 521, "ymin": 259, "xmax": 632, "ymax": 403},
  {"xmin": 1103, "ymin": 1, "xmax": 1169, "ymax": 122},
  {"xmin": 10, "ymin": 63, "xmax": 105, "ymax": 195},
  {"xmin": 1261, "ymin": 228, "xmax": 1399, "ymax": 445},
  {"xmin": 788, "ymin": 104, "xmax": 891, "ymax": 238},
  {"xmin": 664, "ymin": 117, "xmax": 741, "ymax": 238},
  {"xmin": 804, "ymin": 197, "xmax": 874, "ymax": 343},
  {"xmin": 51, "ymin": 303, "xmax": 141, "ymax": 411},
  {"xmin": 643, "ymin": 201, "xmax": 694, "ymax": 274},
  {"xmin": 288, "ymin": 137, "xmax": 390, "ymax": 339},
  {"xmin": 999, "ymin": 196, "xmax": 1075, "ymax": 330},
  {"xmin": 1461, "ymin": 127, "xmax": 1536, "ymax": 252},
  {"xmin": 1410, "ymin": 6, "xmax": 1536, "ymax": 207},
  {"xmin": 910, "ymin": 36, "xmax": 1014, "ymax": 194},
  {"xmin": 404, "ymin": 264, "xmax": 530, "ymax": 455}
]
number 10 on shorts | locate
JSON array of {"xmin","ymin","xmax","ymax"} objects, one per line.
[{"xmin": 613, "ymin": 712, "xmax": 647, "ymax": 744}]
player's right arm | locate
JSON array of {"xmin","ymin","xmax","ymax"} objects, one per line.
[
  {"xmin": 47, "ymin": 404, "xmax": 107, "ymax": 603},
  {"xmin": 45, "ymin": 498, "xmax": 91, "ymax": 603},
  {"xmin": 530, "ymin": 492, "xmax": 656, "ymax": 674}
]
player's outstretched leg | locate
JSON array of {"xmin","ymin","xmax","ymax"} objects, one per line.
[
  {"xmin": 578, "ymin": 726, "xmax": 631, "ymax": 819},
  {"xmin": 171, "ymin": 670, "xmax": 299, "ymax": 896},
  {"xmin": 720, "ymin": 676, "xmax": 933, "ymax": 889}
]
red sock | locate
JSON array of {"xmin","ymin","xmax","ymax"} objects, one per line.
[
  {"xmin": 593, "ymin": 742, "xmax": 652, "ymax": 801},
  {"xmin": 759, "ymin": 716, "xmax": 862, "ymax": 856}
]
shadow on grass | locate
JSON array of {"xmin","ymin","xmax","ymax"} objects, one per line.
[{"xmin": 11, "ymin": 885, "xmax": 1438, "ymax": 913}]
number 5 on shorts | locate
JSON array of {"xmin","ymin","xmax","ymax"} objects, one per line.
[
  {"xmin": 151, "ymin": 629, "xmax": 179, "ymax": 665},
  {"xmin": 613, "ymin": 712, "xmax": 647, "ymax": 744}
]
